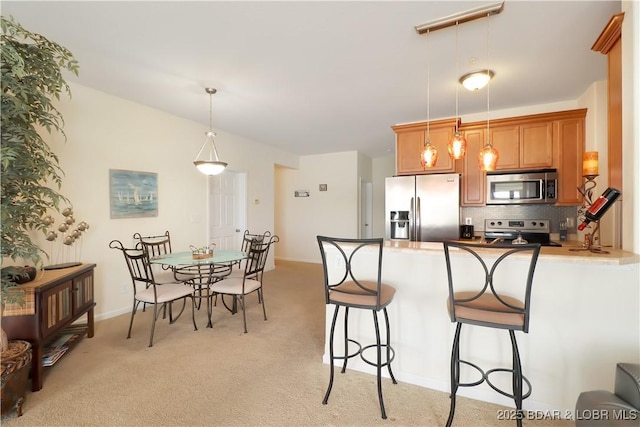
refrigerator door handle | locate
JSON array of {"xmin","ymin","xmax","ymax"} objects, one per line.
[
  {"xmin": 416, "ymin": 196, "xmax": 421, "ymax": 241},
  {"xmin": 410, "ymin": 197, "xmax": 415, "ymax": 241}
]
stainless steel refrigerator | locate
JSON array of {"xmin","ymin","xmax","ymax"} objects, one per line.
[{"xmin": 385, "ymin": 173, "xmax": 460, "ymax": 242}]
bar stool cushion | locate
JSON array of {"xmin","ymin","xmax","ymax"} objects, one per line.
[
  {"xmin": 329, "ymin": 280, "xmax": 396, "ymax": 308},
  {"xmin": 448, "ymin": 292, "xmax": 525, "ymax": 329}
]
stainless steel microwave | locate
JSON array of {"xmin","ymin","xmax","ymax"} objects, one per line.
[{"xmin": 486, "ymin": 170, "xmax": 558, "ymax": 205}]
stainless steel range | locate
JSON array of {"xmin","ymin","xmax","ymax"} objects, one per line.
[{"xmin": 484, "ymin": 219, "xmax": 562, "ymax": 247}]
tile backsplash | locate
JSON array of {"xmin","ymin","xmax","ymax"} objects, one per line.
[{"xmin": 461, "ymin": 205, "xmax": 580, "ymax": 233}]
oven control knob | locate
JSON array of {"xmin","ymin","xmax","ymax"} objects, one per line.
[
  {"xmin": 497, "ymin": 221, "xmax": 502, "ymax": 226},
  {"xmin": 532, "ymin": 221, "xmax": 537, "ymax": 226},
  {"xmin": 489, "ymin": 221, "xmax": 495, "ymax": 226}
]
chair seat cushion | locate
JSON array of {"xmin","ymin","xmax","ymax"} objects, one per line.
[
  {"xmin": 136, "ymin": 283, "xmax": 193, "ymax": 304},
  {"xmin": 448, "ymin": 291, "xmax": 525, "ymax": 328},
  {"xmin": 210, "ymin": 277, "xmax": 261, "ymax": 295},
  {"xmin": 329, "ymin": 280, "xmax": 396, "ymax": 309}
]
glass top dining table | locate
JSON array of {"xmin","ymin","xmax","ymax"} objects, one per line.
[
  {"xmin": 149, "ymin": 250, "xmax": 247, "ymax": 328},
  {"xmin": 149, "ymin": 250, "xmax": 247, "ymax": 267}
]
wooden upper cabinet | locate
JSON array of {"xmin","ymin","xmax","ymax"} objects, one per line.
[
  {"xmin": 555, "ymin": 116, "xmax": 585, "ymax": 205},
  {"xmin": 592, "ymin": 12, "xmax": 624, "ymax": 196},
  {"xmin": 460, "ymin": 127, "xmax": 486, "ymax": 206},
  {"xmin": 488, "ymin": 121, "xmax": 554, "ymax": 171},
  {"xmin": 490, "ymin": 125, "xmax": 520, "ymax": 170},
  {"xmin": 520, "ymin": 121, "xmax": 554, "ymax": 169},
  {"xmin": 457, "ymin": 108, "xmax": 586, "ymax": 206},
  {"xmin": 394, "ymin": 125, "xmax": 425, "ymax": 175},
  {"xmin": 393, "ymin": 119, "xmax": 457, "ymax": 175}
]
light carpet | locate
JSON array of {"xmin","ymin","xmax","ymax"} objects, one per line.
[{"xmin": 2, "ymin": 260, "xmax": 572, "ymax": 426}]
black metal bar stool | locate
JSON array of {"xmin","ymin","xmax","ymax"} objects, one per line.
[
  {"xmin": 442, "ymin": 241, "xmax": 541, "ymax": 427},
  {"xmin": 317, "ymin": 236, "xmax": 397, "ymax": 419}
]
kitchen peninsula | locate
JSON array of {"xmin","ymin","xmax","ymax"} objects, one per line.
[{"xmin": 322, "ymin": 242, "xmax": 639, "ymax": 417}]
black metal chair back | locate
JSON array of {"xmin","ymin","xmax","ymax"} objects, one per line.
[
  {"xmin": 443, "ymin": 241, "xmax": 541, "ymax": 333},
  {"xmin": 242, "ymin": 235, "xmax": 279, "ymax": 283},
  {"xmin": 133, "ymin": 230, "xmax": 172, "ymax": 257},
  {"xmin": 240, "ymin": 230, "xmax": 271, "ymax": 253},
  {"xmin": 316, "ymin": 236, "xmax": 386, "ymax": 310},
  {"xmin": 110, "ymin": 240, "xmax": 155, "ymax": 293}
]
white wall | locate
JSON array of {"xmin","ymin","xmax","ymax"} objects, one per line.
[
  {"xmin": 274, "ymin": 151, "xmax": 360, "ymax": 263},
  {"xmin": 33, "ymin": 82, "xmax": 298, "ymax": 320}
]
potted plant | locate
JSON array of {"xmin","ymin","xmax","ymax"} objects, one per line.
[{"xmin": 1, "ymin": 15, "xmax": 79, "ymax": 352}]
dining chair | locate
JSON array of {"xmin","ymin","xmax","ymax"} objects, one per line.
[
  {"xmin": 133, "ymin": 231, "xmax": 179, "ymax": 284},
  {"xmin": 210, "ymin": 230, "xmax": 272, "ymax": 311},
  {"xmin": 225, "ymin": 230, "xmax": 272, "ymax": 278},
  {"xmin": 442, "ymin": 241, "xmax": 541, "ymax": 427},
  {"xmin": 209, "ymin": 235, "xmax": 279, "ymax": 333},
  {"xmin": 109, "ymin": 240, "xmax": 197, "ymax": 347}
]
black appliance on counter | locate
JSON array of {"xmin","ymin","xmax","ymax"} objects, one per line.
[{"xmin": 484, "ymin": 219, "xmax": 562, "ymax": 247}]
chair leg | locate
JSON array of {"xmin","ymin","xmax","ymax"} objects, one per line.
[
  {"xmin": 446, "ymin": 322, "xmax": 462, "ymax": 427},
  {"xmin": 323, "ymin": 305, "xmax": 340, "ymax": 405},
  {"xmin": 127, "ymin": 301, "xmax": 139, "ymax": 339},
  {"xmin": 149, "ymin": 303, "xmax": 159, "ymax": 347},
  {"xmin": 510, "ymin": 330, "xmax": 524, "ymax": 427},
  {"xmin": 373, "ymin": 309, "xmax": 387, "ymax": 419},
  {"xmin": 341, "ymin": 307, "xmax": 350, "ymax": 373},
  {"xmin": 240, "ymin": 294, "xmax": 248, "ymax": 333},
  {"xmin": 259, "ymin": 288, "xmax": 267, "ymax": 321},
  {"xmin": 383, "ymin": 307, "xmax": 397, "ymax": 384}
]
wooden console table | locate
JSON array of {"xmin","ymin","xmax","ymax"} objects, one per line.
[{"xmin": 1, "ymin": 263, "xmax": 96, "ymax": 391}]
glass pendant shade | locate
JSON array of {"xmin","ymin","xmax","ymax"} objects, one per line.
[
  {"xmin": 194, "ymin": 131, "xmax": 228, "ymax": 175},
  {"xmin": 420, "ymin": 140, "xmax": 438, "ymax": 169},
  {"xmin": 194, "ymin": 88, "xmax": 227, "ymax": 176},
  {"xmin": 448, "ymin": 132, "xmax": 467, "ymax": 160},
  {"xmin": 478, "ymin": 142, "xmax": 499, "ymax": 171}
]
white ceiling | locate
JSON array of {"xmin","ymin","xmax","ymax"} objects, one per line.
[{"xmin": 3, "ymin": 1, "xmax": 620, "ymax": 158}]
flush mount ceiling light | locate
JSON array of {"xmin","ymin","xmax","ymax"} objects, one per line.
[
  {"xmin": 194, "ymin": 88, "xmax": 227, "ymax": 176},
  {"xmin": 460, "ymin": 70, "xmax": 495, "ymax": 91}
]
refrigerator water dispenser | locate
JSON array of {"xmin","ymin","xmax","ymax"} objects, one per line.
[{"xmin": 390, "ymin": 211, "xmax": 410, "ymax": 239}]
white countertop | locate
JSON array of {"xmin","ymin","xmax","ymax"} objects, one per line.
[{"xmin": 384, "ymin": 239, "xmax": 640, "ymax": 266}]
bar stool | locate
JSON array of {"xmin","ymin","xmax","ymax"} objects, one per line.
[
  {"xmin": 316, "ymin": 236, "xmax": 397, "ymax": 419},
  {"xmin": 442, "ymin": 241, "xmax": 541, "ymax": 427}
]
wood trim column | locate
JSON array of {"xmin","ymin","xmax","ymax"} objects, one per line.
[{"xmin": 592, "ymin": 12, "xmax": 624, "ymax": 195}]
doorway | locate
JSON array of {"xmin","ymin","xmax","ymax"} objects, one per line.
[
  {"xmin": 360, "ymin": 180, "xmax": 373, "ymax": 238},
  {"xmin": 207, "ymin": 171, "xmax": 247, "ymax": 250}
]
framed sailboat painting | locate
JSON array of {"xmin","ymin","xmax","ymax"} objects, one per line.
[{"xmin": 109, "ymin": 169, "xmax": 158, "ymax": 219}]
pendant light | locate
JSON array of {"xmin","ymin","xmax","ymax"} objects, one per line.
[
  {"xmin": 420, "ymin": 29, "xmax": 438, "ymax": 169},
  {"xmin": 448, "ymin": 21, "xmax": 467, "ymax": 160},
  {"xmin": 478, "ymin": 13, "xmax": 499, "ymax": 171},
  {"xmin": 194, "ymin": 88, "xmax": 227, "ymax": 175}
]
